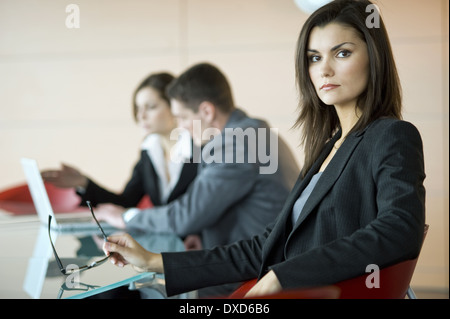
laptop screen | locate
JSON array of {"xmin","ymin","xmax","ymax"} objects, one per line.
[{"xmin": 20, "ymin": 158, "xmax": 57, "ymax": 228}]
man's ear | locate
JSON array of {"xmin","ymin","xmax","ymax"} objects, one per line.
[{"xmin": 198, "ymin": 101, "xmax": 216, "ymax": 124}]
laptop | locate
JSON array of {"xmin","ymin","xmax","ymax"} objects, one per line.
[{"xmin": 20, "ymin": 157, "xmax": 114, "ymax": 232}]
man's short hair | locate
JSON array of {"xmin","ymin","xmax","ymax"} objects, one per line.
[{"xmin": 166, "ymin": 63, "xmax": 235, "ymax": 113}]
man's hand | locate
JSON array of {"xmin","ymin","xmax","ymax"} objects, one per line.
[
  {"xmin": 183, "ymin": 234, "xmax": 203, "ymax": 250},
  {"xmin": 94, "ymin": 203, "xmax": 127, "ymax": 229},
  {"xmin": 41, "ymin": 163, "xmax": 88, "ymax": 188}
]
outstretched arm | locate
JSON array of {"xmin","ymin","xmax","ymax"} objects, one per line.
[{"xmin": 41, "ymin": 163, "xmax": 88, "ymax": 189}]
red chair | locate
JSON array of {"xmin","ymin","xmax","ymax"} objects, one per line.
[
  {"xmin": 0, "ymin": 182, "xmax": 85, "ymax": 215},
  {"xmin": 0, "ymin": 182, "xmax": 154, "ymax": 215},
  {"xmin": 229, "ymin": 225, "xmax": 429, "ymax": 299},
  {"xmin": 137, "ymin": 194, "xmax": 153, "ymax": 209},
  {"xmin": 335, "ymin": 257, "xmax": 420, "ymax": 299},
  {"xmin": 336, "ymin": 224, "xmax": 428, "ymax": 299},
  {"xmin": 229, "ymin": 279, "xmax": 340, "ymax": 299}
]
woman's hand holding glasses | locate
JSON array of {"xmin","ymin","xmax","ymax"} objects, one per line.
[{"xmin": 103, "ymin": 233, "xmax": 164, "ymax": 274}]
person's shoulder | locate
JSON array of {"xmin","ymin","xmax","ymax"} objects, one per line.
[
  {"xmin": 228, "ymin": 108, "xmax": 269, "ymax": 130},
  {"xmin": 366, "ymin": 117, "xmax": 420, "ymax": 136},
  {"xmin": 364, "ymin": 118, "xmax": 423, "ymax": 148}
]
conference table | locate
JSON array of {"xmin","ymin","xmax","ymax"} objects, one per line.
[{"xmin": 0, "ymin": 208, "xmax": 188, "ymax": 299}]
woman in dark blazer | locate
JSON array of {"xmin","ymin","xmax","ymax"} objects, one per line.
[
  {"xmin": 103, "ymin": 0, "xmax": 425, "ymax": 298},
  {"xmin": 42, "ymin": 72, "xmax": 198, "ymax": 210}
]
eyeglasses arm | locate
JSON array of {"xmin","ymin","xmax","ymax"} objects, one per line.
[
  {"xmin": 86, "ymin": 201, "xmax": 108, "ymax": 241},
  {"xmin": 48, "ymin": 215, "xmax": 67, "ymax": 275}
]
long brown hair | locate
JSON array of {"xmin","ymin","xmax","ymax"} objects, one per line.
[
  {"xmin": 294, "ymin": 0, "xmax": 402, "ymax": 177},
  {"xmin": 132, "ymin": 72, "xmax": 175, "ymax": 122}
]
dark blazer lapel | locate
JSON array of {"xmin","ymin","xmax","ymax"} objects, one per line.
[
  {"xmin": 259, "ymin": 132, "xmax": 342, "ymax": 273},
  {"xmin": 142, "ymin": 152, "xmax": 161, "ymax": 206},
  {"xmin": 292, "ymin": 131, "xmax": 364, "ymax": 231},
  {"xmin": 167, "ymin": 162, "xmax": 198, "ymax": 203},
  {"xmin": 167, "ymin": 139, "xmax": 199, "ymax": 203}
]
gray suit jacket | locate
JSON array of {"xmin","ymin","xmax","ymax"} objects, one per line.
[
  {"xmin": 126, "ymin": 109, "xmax": 300, "ymax": 249},
  {"xmin": 162, "ymin": 118, "xmax": 426, "ymax": 296}
]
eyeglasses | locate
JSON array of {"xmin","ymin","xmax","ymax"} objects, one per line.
[
  {"xmin": 57, "ymin": 281, "xmax": 101, "ymax": 299},
  {"xmin": 48, "ymin": 201, "xmax": 111, "ymax": 275}
]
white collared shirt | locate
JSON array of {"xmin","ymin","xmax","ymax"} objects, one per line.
[
  {"xmin": 123, "ymin": 130, "xmax": 192, "ymax": 223},
  {"xmin": 141, "ymin": 130, "xmax": 192, "ymax": 204}
]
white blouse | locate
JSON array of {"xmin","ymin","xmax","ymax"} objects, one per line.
[
  {"xmin": 123, "ymin": 130, "xmax": 192, "ymax": 223},
  {"xmin": 140, "ymin": 130, "xmax": 192, "ymax": 204}
]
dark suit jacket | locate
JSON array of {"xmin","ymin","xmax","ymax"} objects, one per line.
[
  {"xmin": 78, "ymin": 149, "xmax": 198, "ymax": 208},
  {"xmin": 162, "ymin": 118, "xmax": 426, "ymax": 296}
]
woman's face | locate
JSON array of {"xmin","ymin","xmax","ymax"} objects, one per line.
[
  {"xmin": 307, "ymin": 23, "xmax": 370, "ymax": 111},
  {"xmin": 135, "ymin": 87, "xmax": 176, "ymax": 136}
]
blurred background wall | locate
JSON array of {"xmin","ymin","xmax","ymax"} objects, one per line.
[{"xmin": 0, "ymin": 0, "xmax": 448, "ymax": 293}]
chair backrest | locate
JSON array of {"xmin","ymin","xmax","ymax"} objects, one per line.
[
  {"xmin": 228, "ymin": 279, "xmax": 257, "ymax": 298},
  {"xmin": 136, "ymin": 194, "xmax": 153, "ymax": 209},
  {"xmin": 0, "ymin": 182, "xmax": 85, "ymax": 215},
  {"xmin": 335, "ymin": 224, "xmax": 429, "ymax": 299},
  {"xmin": 335, "ymin": 258, "xmax": 419, "ymax": 299},
  {"xmin": 0, "ymin": 183, "xmax": 33, "ymax": 202},
  {"xmin": 0, "ymin": 183, "xmax": 36, "ymax": 214},
  {"xmin": 228, "ymin": 279, "xmax": 340, "ymax": 299}
]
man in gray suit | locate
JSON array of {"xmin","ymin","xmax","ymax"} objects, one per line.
[{"xmin": 96, "ymin": 63, "xmax": 299, "ymax": 273}]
